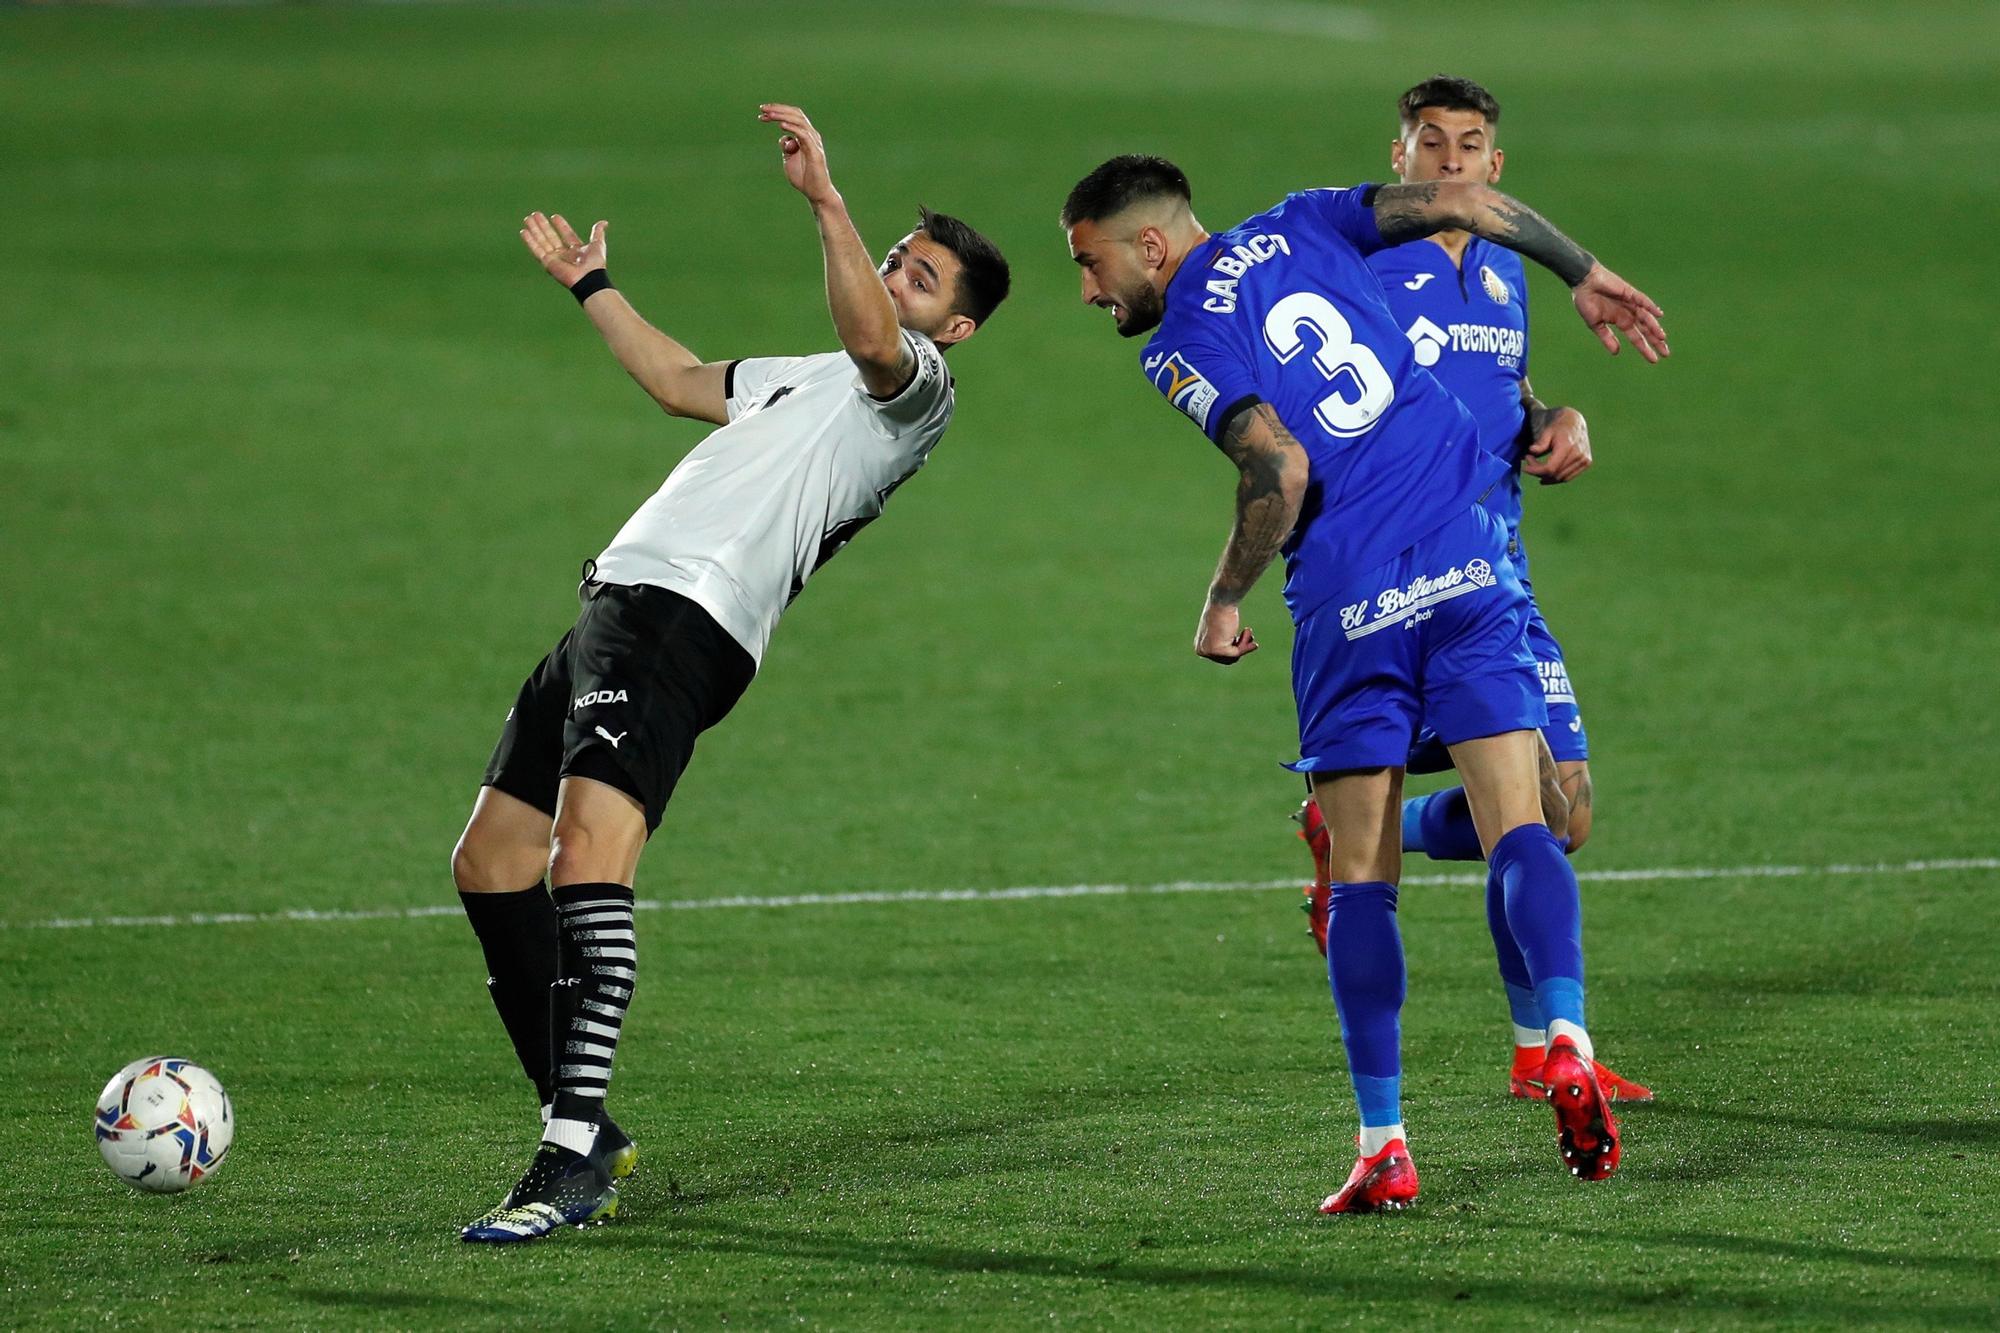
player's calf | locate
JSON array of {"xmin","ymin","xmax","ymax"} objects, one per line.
[{"xmin": 455, "ymin": 787, "xmax": 566, "ymax": 1108}]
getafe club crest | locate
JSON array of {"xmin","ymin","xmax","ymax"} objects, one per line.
[{"xmin": 1479, "ymin": 264, "xmax": 1511, "ymax": 305}]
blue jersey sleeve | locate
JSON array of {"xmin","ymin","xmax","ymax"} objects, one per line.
[
  {"xmin": 1289, "ymin": 185, "xmax": 1388, "ymax": 257},
  {"xmin": 1144, "ymin": 330, "xmax": 1260, "ymax": 445}
]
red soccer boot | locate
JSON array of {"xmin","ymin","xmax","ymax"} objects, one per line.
[
  {"xmin": 1318, "ymin": 1137, "xmax": 1420, "ymax": 1214},
  {"xmin": 1541, "ymin": 1037, "xmax": 1622, "ymax": 1181},
  {"xmin": 1511, "ymin": 1045, "xmax": 1654, "ymax": 1103},
  {"xmin": 1294, "ymin": 799, "xmax": 1332, "ymax": 957}
]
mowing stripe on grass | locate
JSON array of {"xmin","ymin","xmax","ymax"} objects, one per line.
[
  {"xmin": 983, "ymin": 0, "xmax": 1382, "ymax": 42},
  {"xmin": 5, "ymin": 858, "xmax": 1994, "ymax": 933}
]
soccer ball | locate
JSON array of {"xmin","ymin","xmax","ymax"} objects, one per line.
[{"xmin": 94, "ymin": 1056, "xmax": 234, "ymax": 1193}]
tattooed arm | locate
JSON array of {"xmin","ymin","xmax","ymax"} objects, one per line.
[
  {"xmin": 1194, "ymin": 400, "xmax": 1311, "ymax": 665},
  {"xmin": 1519, "ymin": 377, "xmax": 1593, "ymax": 485},
  {"xmin": 1522, "ymin": 380, "xmax": 1559, "ymax": 440},
  {"xmin": 1374, "ymin": 181, "xmax": 1596, "ymax": 281},
  {"xmin": 1372, "ymin": 181, "xmax": 1671, "ymax": 362}
]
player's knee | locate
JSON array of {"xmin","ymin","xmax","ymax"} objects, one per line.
[
  {"xmin": 1328, "ymin": 846, "xmax": 1401, "ymax": 887},
  {"xmin": 548, "ymin": 813, "xmax": 642, "ymax": 886},
  {"xmin": 451, "ymin": 828, "xmax": 542, "ymax": 894}
]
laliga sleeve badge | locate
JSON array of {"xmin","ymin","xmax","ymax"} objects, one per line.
[{"xmin": 1155, "ymin": 351, "xmax": 1220, "ymax": 432}]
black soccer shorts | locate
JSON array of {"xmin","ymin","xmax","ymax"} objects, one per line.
[{"xmin": 481, "ymin": 569, "xmax": 755, "ymax": 833}]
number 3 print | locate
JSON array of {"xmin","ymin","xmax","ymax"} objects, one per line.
[{"xmin": 1262, "ymin": 292, "xmax": 1395, "ymax": 437}]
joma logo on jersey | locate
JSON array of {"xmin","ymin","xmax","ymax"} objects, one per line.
[
  {"xmin": 1340, "ymin": 560, "xmax": 1497, "ymax": 639},
  {"xmin": 1202, "ymin": 232, "xmax": 1290, "ymax": 313},
  {"xmin": 573, "ymin": 689, "xmax": 629, "ymax": 709},
  {"xmin": 1155, "ymin": 352, "xmax": 1220, "ymax": 430}
]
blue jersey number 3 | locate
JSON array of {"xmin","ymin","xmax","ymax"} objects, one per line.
[{"xmin": 1262, "ymin": 292, "xmax": 1394, "ymax": 438}]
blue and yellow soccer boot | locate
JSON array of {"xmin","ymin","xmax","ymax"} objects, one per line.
[
  {"xmin": 592, "ymin": 1114, "xmax": 639, "ymax": 1183},
  {"xmin": 460, "ymin": 1144, "xmax": 618, "ymax": 1243}
]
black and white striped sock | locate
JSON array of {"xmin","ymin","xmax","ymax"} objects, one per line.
[{"xmin": 542, "ymin": 882, "xmax": 636, "ymax": 1157}]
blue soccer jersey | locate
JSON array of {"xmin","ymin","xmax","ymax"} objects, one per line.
[
  {"xmin": 1140, "ymin": 186, "xmax": 1511, "ymax": 621},
  {"xmin": 1366, "ymin": 239, "xmax": 1531, "ymax": 555},
  {"xmin": 1368, "ymin": 239, "xmax": 1591, "ymax": 763}
]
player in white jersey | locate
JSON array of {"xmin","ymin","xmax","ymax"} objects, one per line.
[{"xmin": 450, "ymin": 105, "xmax": 1010, "ymax": 1244}]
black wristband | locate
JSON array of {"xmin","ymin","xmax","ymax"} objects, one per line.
[{"xmin": 569, "ymin": 269, "xmax": 613, "ymax": 304}]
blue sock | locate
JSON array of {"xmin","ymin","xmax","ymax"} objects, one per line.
[
  {"xmin": 1484, "ymin": 865, "xmax": 1544, "ymax": 1030},
  {"xmin": 1489, "ymin": 824, "xmax": 1586, "ymax": 1031},
  {"xmin": 1402, "ymin": 788, "xmax": 1485, "ymax": 862},
  {"xmin": 1325, "ymin": 881, "xmax": 1405, "ymax": 1127}
]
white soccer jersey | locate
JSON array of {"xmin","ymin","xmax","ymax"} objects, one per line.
[{"xmin": 590, "ymin": 328, "xmax": 953, "ymax": 667}]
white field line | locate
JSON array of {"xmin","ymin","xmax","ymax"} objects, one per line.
[{"xmin": 4, "ymin": 859, "xmax": 1995, "ymax": 934}]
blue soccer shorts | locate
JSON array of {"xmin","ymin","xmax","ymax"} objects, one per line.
[
  {"xmin": 1404, "ymin": 573, "xmax": 1590, "ymax": 774},
  {"xmin": 1522, "ymin": 581, "xmax": 1589, "ymax": 763},
  {"xmin": 1286, "ymin": 505, "xmax": 1546, "ymax": 774}
]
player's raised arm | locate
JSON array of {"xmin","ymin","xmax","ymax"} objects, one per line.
[
  {"xmin": 519, "ymin": 210, "xmax": 730, "ymax": 425},
  {"xmin": 758, "ymin": 103, "xmax": 914, "ymax": 399},
  {"xmin": 1195, "ymin": 400, "xmax": 1312, "ymax": 665},
  {"xmin": 1371, "ymin": 181, "xmax": 1670, "ymax": 363}
]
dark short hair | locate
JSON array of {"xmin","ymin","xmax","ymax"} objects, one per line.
[
  {"xmin": 918, "ymin": 206, "xmax": 1010, "ymax": 327},
  {"xmin": 1060, "ymin": 154, "xmax": 1191, "ymax": 228},
  {"xmin": 1398, "ymin": 74, "xmax": 1501, "ymax": 128}
]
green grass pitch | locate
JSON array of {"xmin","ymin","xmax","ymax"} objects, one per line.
[{"xmin": 3, "ymin": 2, "xmax": 1997, "ymax": 1327}]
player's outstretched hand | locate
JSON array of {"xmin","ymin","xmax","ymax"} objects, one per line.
[
  {"xmin": 1195, "ymin": 601, "xmax": 1259, "ymax": 665},
  {"xmin": 758, "ymin": 103, "xmax": 838, "ymax": 206},
  {"xmin": 521, "ymin": 212, "xmax": 607, "ymax": 288},
  {"xmin": 1523, "ymin": 406, "xmax": 1593, "ymax": 485},
  {"xmin": 1572, "ymin": 263, "xmax": 1669, "ymax": 363}
]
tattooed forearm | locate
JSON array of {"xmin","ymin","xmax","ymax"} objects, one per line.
[
  {"xmin": 1372, "ymin": 181, "xmax": 1597, "ymax": 286},
  {"xmin": 1476, "ymin": 191, "xmax": 1596, "ymax": 286},
  {"xmin": 1520, "ymin": 380, "xmax": 1560, "ymax": 442},
  {"xmin": 1372, "ymin": 181, "xmax": 1446, "ymax": 245},
  {"xmin": 1209, "ymin": 401, "xmax": 1307, "ymax": 606}
]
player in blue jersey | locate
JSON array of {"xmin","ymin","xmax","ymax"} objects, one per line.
[
  {"xmin": 1061, "ymin": 154, "xmax": 1667, "ymax": 1212},
  {"xmin": 1293, "ymin": 76, "xmax": 1653, "ymax": 1107}
]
